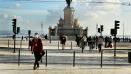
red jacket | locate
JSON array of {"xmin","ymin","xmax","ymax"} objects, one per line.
[{"xmin": 31, "ymin": 38, "xmax": 43, "ymax": 54}]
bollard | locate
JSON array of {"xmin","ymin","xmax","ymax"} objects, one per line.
[
  {"xmin": 8, "ymin": 40, "xmax": 9, "ymax": 47},
  {"xmin": 101, "ymin": 49, "xmax": 103, "ymax": 68},
  {"xmin": 71, "ymin": 41, "xmax": 72, "ymax": 49},
  {"xmin": 18, "ymin": 49, "xmax": 20, "ymax": 66},
  {"xmin": 128, "ymin": 52, "xmax": 131, "ymax": 63},
  {"xmin": 45, "ymin": 50, "xmax": 47, "ymax": 67},
  {"xmin": 58, "ymin": 41, "xmax": 59, "ymax": 50},
  {"xmin": 73, "ymin": 51, "xmax": 75, "ymax": 67}
]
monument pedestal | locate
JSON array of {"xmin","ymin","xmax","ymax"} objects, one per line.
[{"xmin": 64, "ymin": 7, "xmax": 75, "ymax": 28}]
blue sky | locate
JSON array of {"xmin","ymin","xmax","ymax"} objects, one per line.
[{"xmin": 0, "ymin": 0, "xmax": 131, "ymax": 35}]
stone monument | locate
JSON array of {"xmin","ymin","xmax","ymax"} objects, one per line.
[{"xmin": 49, "ymin": 0, "xmax": 88, "ymax": 40}]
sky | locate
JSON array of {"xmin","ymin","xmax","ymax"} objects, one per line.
[{"xmin": 0, "ymin": 0, "xmax": 131, "ymax": 36}]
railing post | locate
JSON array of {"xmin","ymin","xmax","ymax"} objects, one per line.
[
  {"xmin": 45, "ymin": 50, "xmax": 47, "ymax": 67},
  {"xmin": 73, "ymin": 51, "xmax": 75, "ymax": 67},
  {"xmin": 8, "ymin": 40, "xmax": 9, "ymax": 47},
  {"xmin": 71, "ymin": 41, "xmax": 72, "ymax": 49},
  {"xmin": 101, "ymin": 49, "xmax": 103, "ymax": 68},
  {"xmin": 18, "ymin": 49, "xmax": 20, "ymax": 66}
]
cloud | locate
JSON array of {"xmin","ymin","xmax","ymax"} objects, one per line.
[
  {"xmin": 0, "ymin": 13, "xmax": 9, "ymax": 19},
  {"xmin": 10, "ymin": 9, "xmax": 49, "ymax": 16},
  {"xmin": 40, "ymin": 0, "xmax": 122, "ymax": 35},
  {"xmin": 45, "ymin": 10, "xmax": 62, "ymax": 26},
  {"xmin": 1, "ymin": 0, "xmax": 130, "ymax": 35},
  {"xmin": 3, "ymin": 13, "xmax": 9, "ymax": 19},
  {"xmin": 12, "ymin": 15, "xmax": 23, "ymax": 23},
  {"xmin": 70, "ymin": 0, "xmax": 121, "ymax": 35},
  {"xmin": 16, "ymin": 3, "xmax": 21, "ymax": 8},
  {"xmin": 75, "ymin": 0, "xmax": 120, "ymax": 13}
]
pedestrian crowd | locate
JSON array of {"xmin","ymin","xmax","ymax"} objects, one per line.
[{"xmin": 29, "ymin": 33, "xmax": 131, "ymax": 70}]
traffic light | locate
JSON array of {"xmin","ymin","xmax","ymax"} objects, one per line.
[
  {"xmin": 101, "ymin": 25, "xmax": 104, "ymax": 31},
  {"xmin": 115, "ymin": 20, "xmax": 120, "ymax": 29},
  {"xmin": 12, "ymin": 19, "xmax": 16, "ymax": 26},
  {"xmin": 98, "ymin": 28, "xmax": 101, "ymax": 33},
  {"xmin": 17, "ymin": 27, "xmax": 20, "ymax": 34},
  {"xmin": 28, "ymin": 30, "xmax": 31, "ymax": 35},
  {"xmin": 12, "ymin": 19, "xmax": 17, "ymax": 34},
  {"xmin": 111, "ymin": 29, "xmax": 116, "ymax": 36},
  {"xmin": 13, "ymin": 26, "xmax": 16, "ymax": 34}
]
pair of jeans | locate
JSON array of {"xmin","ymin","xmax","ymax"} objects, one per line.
[
  {"xmin": 98, "ymin": 44, "xmax": 102, "ymax": 52},
  {"xmin": 34, "ymin": 53, "xmax": 42, "ymax": 67}
]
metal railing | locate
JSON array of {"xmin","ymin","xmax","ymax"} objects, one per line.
[
  {"xmin": 100, "ymin": 48, "xmax": 131, "ymax": 68},
  {"xmin": 0, "ymin": 40, "xmax": 76, "ymax": 48},
  {"xmin": 0, "ymin": 39, "xmax": 130, "ymax": 68}
]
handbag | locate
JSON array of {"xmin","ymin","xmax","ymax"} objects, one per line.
[{"xmin": 41, "ymin": 50, "xmax": 45, "ymax": 56}]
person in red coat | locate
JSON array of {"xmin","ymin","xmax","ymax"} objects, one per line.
[{"xmin": 31, "ymin": 33, "xmax": 44, "ymax": 70}]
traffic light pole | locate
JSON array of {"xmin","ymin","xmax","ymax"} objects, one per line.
[
  {"xmin": 100, "ymin": 25, "xmax": 103, "ymax": 36},
  {"xmin": 28, "ymin": 30, "xmax": 31, "ymax": 49},
  {"xmin": 100, "ymin": 32, "xmax": 102, "ymax": 36},
  {"xmin": 114, "ymin": 35, "xmax": 116, "ymax": 57},
  {"xmin": 13, "ymin": 34, "xmax": 16, "ymax": 53},
  {"xmin": 113, "ymin": 20, "xmax": 120, "ymax": 57}
]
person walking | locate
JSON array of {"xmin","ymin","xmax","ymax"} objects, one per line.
[
  {"xmin": 80, "ymin": 35, "xmax": 87, "ymax": 53},
  {"xmin": 108, "ymin": 36, "xmax": 112, "ymax": 48},
  {"xmin": 60, "ymin": 34, "xmax": 67, "ymax": 50},
  {"xmin": 31, "ymin": 33, "xmax": 45, "ymax": 70},
  {"xmin": 104, "ymin": 36, "xmax": 108, "ymax": 48},
  {"xmin": 75, "ymin": 35, "xmax": 80, "ymax": 46},
  {"xmin": 98, "ymin": 36, "xmax": 103, "ymax": 53},
  {"xmin": 87, "ymin": 36, "xmax": 92, "ymax": 50},
  {"xmin": 95, "ymin": 36, "xmax": 98, "ymax": 49}
]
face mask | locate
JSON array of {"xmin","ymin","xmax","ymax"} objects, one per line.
[{"xmin": 35, "ymin": 35, "xmax": 39, "ymax": 38}]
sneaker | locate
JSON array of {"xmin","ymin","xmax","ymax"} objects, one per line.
[
  {"xmin": 37, "ymin": 65, "xmax": 39, "ymax": 68},
  {"xmin": 33, "ymin": 66, "xmax": 36, "ymax": 70}
]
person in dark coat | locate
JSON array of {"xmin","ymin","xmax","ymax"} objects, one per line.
[
  {"xmin": 31, "ymin": 33, "xmax": 44, "ymax": 70},
  {"xmin": 75, "ymin": 35, "xmax": 80, "ymax": 46},
  {"xmin": 44, "ymin": 34, "xmax": 48, "ymax": 39},
  {"xmin": 60, "ymin": 34, "xmax": 66, "ymax": 50},
  {"xmin": 98, "ymin": 36, "xmax": 103, "ymax": 53},
  {"xmin": 104, "ymin": 36, "xmax": 108, "ymax": 48},
  {"xmin": 79, "ymin": 35, "xmax": 87, "ymax": 53},
  {"xmin": 107, "ymin": 36, "xmax": 112, "ymax": 48}
]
